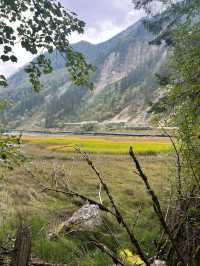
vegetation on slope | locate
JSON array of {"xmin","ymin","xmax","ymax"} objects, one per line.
[{"xmin": 0, "ymin": 20, "xmax": 166, "ymax": 128}]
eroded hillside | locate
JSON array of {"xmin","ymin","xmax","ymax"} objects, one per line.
[{"xmin": 1, "ymin": 19, "xmax": 167, "ymax": 129}]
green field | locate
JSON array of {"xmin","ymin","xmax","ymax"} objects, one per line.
[
  {"xmin": 23, "ymin": 135, "xmax": 173, "ymax": 155},
  {"xmin": 0, "ymin": 136, "xmax": 175, "ymax": 265}
]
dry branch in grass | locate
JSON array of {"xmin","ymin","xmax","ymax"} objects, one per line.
[
  {"xmin": 92, "ymin": 241, "xmax": 127, "ymax": 266},
  {"xmin": 41, "ymin": 186, "xmax": 150, "ymax": 264},
  {"xmin": 165, "ymin": 187, "xmax": 197, "ymax": 264},
  {"xmin": 35, "ymin": 148, "xmax": 149, "ymax": 265},
  {"xmin": 41, "ymin": 186, "xmax": 116, "ymax": 216},
  {"xmin": 26, "ymin": 147, "xmax": 179, "ymax": 265},
  {"xmin": 129, "ymin": 146, "xmax": 186, "ymax": 266},
  {"xmin": 75, "ymin": 148, "xmax": 150, "ymax": 266},
  {"xmin": 161, "ymin": 128, "xmax": 182, "ymax": 197}
]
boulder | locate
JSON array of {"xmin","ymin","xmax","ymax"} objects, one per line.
[
  {"xmin": 62, "ymin": 204, "xmax": 102, "ymax": 232},
  {"xmin": 151, "ymin": 260, "xmax": 167, "ymax": 266}
]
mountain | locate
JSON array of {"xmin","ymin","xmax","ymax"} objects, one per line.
[{"xmin": 0, "ymin": 19, "xmax": 167, "ymax": 129}]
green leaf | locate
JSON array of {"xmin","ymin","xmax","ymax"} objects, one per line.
[
  {"xmin": 0, "ymin": 75, "xmax": 6, "ymax": 80},
  {"xmin": 1, "ymin": 55, "xmax": 10, "ymax": 62},
  {"xmin": 0, "ymin": 80, "xmax": 7, "ymax": 87},
  {"xmin": 10, "ymin": 55, "xmax": 18, "ymax": 62},
  {"xmin": 4, "ymin": 46, "xmax": 12, "ymax": 54}
]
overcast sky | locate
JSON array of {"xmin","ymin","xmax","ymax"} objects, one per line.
[
  {"xmin": 62, "ymin": 0, "xmax": 145, "ymax": 43},
  {"xmin": 0, "ymin": 0, "xmax": 145, "ymax": 77}
]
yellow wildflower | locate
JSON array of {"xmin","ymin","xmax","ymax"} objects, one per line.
[{"xmin": 119, "ymin": 249, "xmax": 145, "ymax": 266}]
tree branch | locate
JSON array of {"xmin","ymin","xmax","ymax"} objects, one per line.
[
  {"xmin": 92, "ymin": 241, "xmax": 127, "ymax": 266},
  {"xmin": 42, "ymin": 187, "xmax": 115, "ymax": 216},
  {"xmin": 76, "ymin": 148, "xmax": 150, "ymax": 266},
  {"xmin": 129, "ymin": 146, "xmax": 186, "ymax": 266}
]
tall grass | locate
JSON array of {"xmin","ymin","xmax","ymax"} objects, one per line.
[{"xmin": 0, "ymin": 138, "xmax": 173, "ymax": 265}]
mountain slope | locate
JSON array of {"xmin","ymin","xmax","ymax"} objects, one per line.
[{"xmin": 0, "ymin": 19, "xmax": 167, "ymax": 129}]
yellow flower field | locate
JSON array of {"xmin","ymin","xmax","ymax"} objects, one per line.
[{"xmin": 23, "ymin": 136, "xmax": 173, "ymax": 155}]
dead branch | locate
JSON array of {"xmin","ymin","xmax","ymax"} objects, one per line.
[
  {"xmin": 75, "ymin": 148, "xmax": 122, "ymax": 222},
  {"xmin": 132, "ymin": 205, "xmax": 143, "ymax": 229},
  {"xmin": 76, "ymin": 148, "xmax": 149, "ymax": 266},
  {"xmin": 42, "ymin": 187, "xmax": 115, "ymax": 216},
  {"xmin": 28, "ymin": 148, "xmax": 149, "ymax": 265},
  {"xmin": 162, "ymin": 128, "xmax": 182, "ymax": 197},
  {"xmin": 98, "ymin": 182, "xmax": 103, "ymax": 205},
  {"xmin": 92, "ymin": 241, "xmax": 127, "ymax": 266},
  {"xmin": 155, "ymin": 187, "xmax": 173, "ymax": 258},
  {"xmin": 102, "ymin": 217, "xmax": 122, "ymax": 250},
  {"xmin": 129, "ymin": 146, "xmax": 186, "ymax": 266}
]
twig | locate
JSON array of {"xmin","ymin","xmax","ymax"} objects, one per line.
[
  {"xmin": 156, "ymin": 187, "xmax": 173, "ymax": 258},
  {"xmin": 183, "ymin": 117, "xmax": 200, "ymax": 187},
  {"xmin": 91, "ymin": 241, "xmax": 127, "ymax": 266},
  {"xmin": 42, "ymin": 187, "xmax": 115, "ymax": 216},
  {"xmin": 132, "ymin": 205, "xmax": 142, "ymax": 229},
  {"xmin": 24, "ymin": 167, "xmax": 46, "ymax": 189},
  {"xmin": 129, "ymin": 146, "xmax": 186, "ymax": 266},
  {"xmin": 76, "ymin": 148, "xmax": 122, "ymax": 222},
  {"xmin": 98, "ymin": 182, "xmax": 103, "ymax": 204},
  {"xmin": 166, "ymin": 189, "xmax": 195, "ymax": 260},
  {"xmin": 76, "ymin": 148, "xmax": 149, "ymax": 266},
  {"xmin": 162, "ymin": 128, "xmax": 182, "ymax": 197},
  {"xmin": 102, "ymin": 217, "xmax": 121, "ymax": 250}
]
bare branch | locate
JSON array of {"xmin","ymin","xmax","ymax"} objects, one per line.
[
  {"xmin": 75, "ymin": 148, "xmax": 121, "ymax": 220},
  {"xmin": 98, "ymin": 182, "xmax": 103, "ymax": 204},
  {"xmin": 42, "ymin": 186, "xmax": 115, "ymax": 216},
  {"xmin": 76, "ymin": 148, "xmax": 150, "ymax": 265},
  {"xmin": 161, "ymin": 128, "xmax": 182, "ymax": 197},
  {"xmin": 91, "ymin": 241, "xmax": 127, "ymax": 266},
  {"xmin": 129, "ymin": 146, "xmax": 186, "ymax": 266}
]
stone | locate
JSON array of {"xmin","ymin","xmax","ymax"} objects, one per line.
[
  {"xmin": 63, "ymin": 204, "xmax": 102, "ymax": 232},
  {"xmin": 151, "ymin": 259, "xmax": 167, "ymax": 266}
]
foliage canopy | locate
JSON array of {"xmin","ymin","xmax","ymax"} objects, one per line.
[
  {"xmin": 133, "ymin": 0, "xmax": 200, "ymax": 45},
  {"xmin": 0, "ymin": 0, "xmax": 95, "ymax": 168},
  {"xmin": 0, "ymin": 0, "xmax": 94, "ymax": 91},
  {"xmin": 133, "ymin": 0, "xmax": 200, "ymax": 183}
]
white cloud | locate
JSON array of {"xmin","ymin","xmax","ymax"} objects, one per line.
[
  {"xmin": 67, "ymin": 1, "xmax": 145, "ymax": 44},
  {"xmin": 0, "ymin": 44, "xmax": 35, "ymax": 77},
  {"xmin": 69, "ymin": 21, "xmax": 128, "ymax": 44},
  {"xmin": 0, "ymin": 0, "xmax": 144, "ymax": 77}
]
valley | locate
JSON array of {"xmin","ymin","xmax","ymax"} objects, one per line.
[
  {"xmin": 0, "ymin": 17, "xmax": 173, "ymax": 265},
  {"xmin": 0, "ymin": 0, "xmax": 199, "ymax": 265}
]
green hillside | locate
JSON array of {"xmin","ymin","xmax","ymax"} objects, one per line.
[{"xmin": 0, "ymin": 19, "xmax": 167, "ymax": 129}]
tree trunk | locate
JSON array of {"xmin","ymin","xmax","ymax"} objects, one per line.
[{"xmin": 10, "ymin": 224, "xmax": 31, "ymax": 266}]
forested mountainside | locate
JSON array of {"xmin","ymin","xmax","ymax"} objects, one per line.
[{"xmin": 1, "ymin": 19, "xmax": 167, "ymax": 129}]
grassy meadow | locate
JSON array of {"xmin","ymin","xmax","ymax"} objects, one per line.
[{"xmin": 0, "ymin": 135, "xmax": 175, "ymax": 265}]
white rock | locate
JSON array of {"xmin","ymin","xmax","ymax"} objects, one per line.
[
  {"xmin": 63, "ymin": 204, "xmax": 102, "ymax": 231},
  {"xmin": 151, "ymin": 260, "xmax": 167, "ymax": 266}
]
